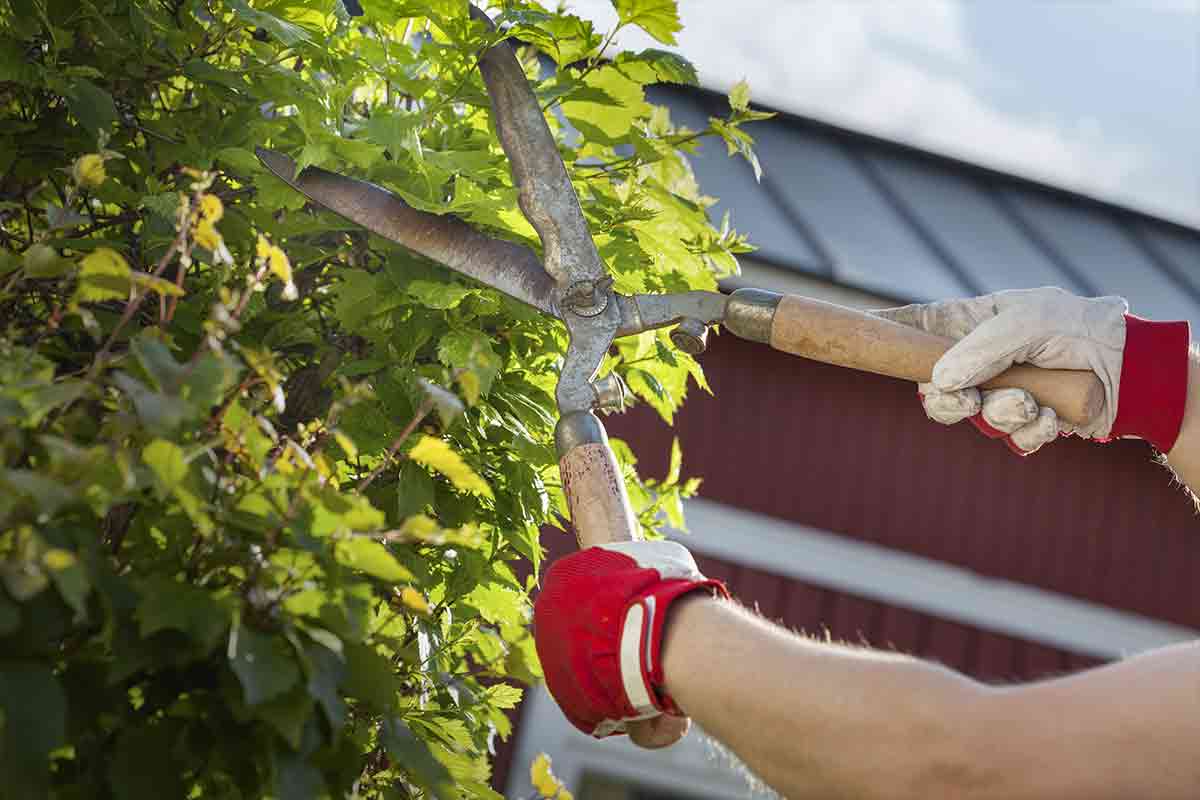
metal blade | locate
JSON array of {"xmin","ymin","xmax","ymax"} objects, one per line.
[
  {"xmin": 255, "ymin": 147, "xmax": 559, "ymax": 317},
  {"xmin": 469, "ymin": 6, "xmax": 607, "ymax": 296}
]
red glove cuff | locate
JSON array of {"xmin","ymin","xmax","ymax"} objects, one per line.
[
  {"xmin": 1110, "ymin": 315, "xmax": 1191, "ymax": 452},
  {"xmin": 635, "ymin": 578, "xmax": 729, "ymax": 716}
]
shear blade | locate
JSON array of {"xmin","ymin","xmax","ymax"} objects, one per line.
[{"xmin": 255, "ymin": 147, "xmax": 559, "ymax": 317}]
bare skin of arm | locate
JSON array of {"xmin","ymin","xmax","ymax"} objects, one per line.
[
  {"xmin": 661, "ymin": 595, "xmax": 1200, "ymax": 800},
  {"xmin": 1163, "ymin": 352, "xmax": 1200, "ymax": 496}
]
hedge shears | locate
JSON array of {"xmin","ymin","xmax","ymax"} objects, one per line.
[{"xmin": 256, "ymin": 6, "xmax": 1102, "ymax": 555}]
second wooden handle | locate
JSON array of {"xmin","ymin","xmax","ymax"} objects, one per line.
[
  {"xmin": 559, "ymin": 442, "xmax": 641, "ymax": 548},
  {"xmin": 768, "ymin": 294, "xmax": 1105, "ymax": 426}
]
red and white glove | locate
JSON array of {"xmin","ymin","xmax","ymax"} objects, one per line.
[
  {"xmin": 532, "ymin": 540, "xmax": 728, "ymax": 738},
  {"xmin": 877, "ymin": 287, "xmax": 1191, "ymax": 455}
]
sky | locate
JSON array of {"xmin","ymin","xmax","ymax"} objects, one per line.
[{"xmin": 566, "ymin": 0, "xmax": 1200, "ymax": 227}]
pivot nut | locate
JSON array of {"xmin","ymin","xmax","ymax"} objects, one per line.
[
  {"xmin": 561, "ymin": 277, "xmax": 613, "ymax": 317},
  {"xmin": 592, "ymin": 372, "xmax": 627, "ymax": 412},
  {"xmin": 669, "ymin": 317, "xmax": 709, "ymax": 355}
]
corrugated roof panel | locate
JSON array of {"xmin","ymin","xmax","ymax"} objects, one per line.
[
  {"xmin": 648, "ymin": 88, "xmax": 823, "ymax": 270},
  {"xmin": 864, "ymin": 151, "xmax": 1091, "ymax": 295},
  {"xmin": 999, "ymin": 189, "xmax": 1199, "ymax": 322},
  {"xmin": 750, "ymin": 125, "xmax": 971, "ymax": 301},
  {"xmin": 1137, "ymin": 222, "xmax": 1200, "ymax": 295}
]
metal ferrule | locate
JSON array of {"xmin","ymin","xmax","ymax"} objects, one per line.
[
  {"xmin": 723, "ymin": 288, "xmax": 782, "ymax": 344},
  {"xmin": 555, "ymin": 411, "xmax": 608, "ymax": 459}
]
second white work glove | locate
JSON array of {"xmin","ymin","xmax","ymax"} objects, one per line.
[{"xmin": 876, "ymin": 287, "xmax": 1190, "ymax": 455}]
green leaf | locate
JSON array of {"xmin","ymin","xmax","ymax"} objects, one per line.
[
  {"xmin": 612, "ymin": 0, "xmax": 683, "ymax": 44},
  {"xmin": 396, "ymin": 460, "xmax": 436, "ymax": 521},
  {"xmin": 334, "ymin": 538, "xmax": 414, "ymax": 582},
  {"xmin": 136, "ymin": 576, "xmax": 232, "ymax": 653},
  {"xmin": 729, "ymin": 78, "xmax": 751, "ymax": 112},
  {"xmin": 561, "ymin": 66, "xmax": 649, "ymax": 144},
  {"xmin": 406, "ymin": 279, "xmax": 476, "ymax": 309},
  {"xmin": 254, "ymin": 687, "xmax": 313, "ymax": 750},
  {"xmin": 381, "ymin": 717, "xmax": 455, "ymax": 799},
  {"xmin": 618, "ymin": 49, "xmax": 698, "ymax": 85},
  {"xmin": 229, "ymin": 626, "xmax": 301, "ymax": 706},
  {"xmin": 304, "ymin": 640, "xmax": 347, "ymax": 729},
  {"xmin": 22, "ymin": 244, "xmax": 74, "ymax": 278},
  {"xmin": 272, "ymin": 747, "xmax": 328, "ymax": 800},
  {"xmin": 0, "ymin": 661, "xmax": 66, "ymax": 800},
  {"xmin": 226, "ymin": 0, "xmax": 312, "ymax": 45},
  {"xmin": 342, "ymin": 643, "xmax": 397, "ymax": 712},
  {"xmin": 138, "ymin": 192, "xmax": 181, "ymax": 223},
  {"xmin": 143, "ymin": 438, "xmax": 187, "ymax": 493},
  {"xmin": 65, "ymin": 78, "xmax": 118, "ymax": 141}
]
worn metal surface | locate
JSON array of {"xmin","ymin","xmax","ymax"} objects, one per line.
[
  {"xmin": 723, "ymin": 288, "xmax": 782, "ymax": 343},
  {"xmin": 254, "ymin": 148, "xmax": 559, "ymax": 316},
  {"xmin": 468, "ymin": 6, "xmax": 606, "ymax": 298}
]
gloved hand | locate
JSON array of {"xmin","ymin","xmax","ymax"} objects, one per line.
[
  {"xmin": 532, "ymin": 540, "xmax": 728, "ymax": 739},
  {"xmin": 876, "ymin": 287, "xmax": 1190, "ymax": 455}
]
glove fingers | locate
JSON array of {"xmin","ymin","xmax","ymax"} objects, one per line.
[
  {"xmin": 918, "ymin": 383, "xmax": 980, "ymax": 425},
  {"xmin": 979, "ymin": 388, "xmax": 1039, "ymax": 434},
  {"xmin": 1008, "ymin": 407, "xmax": 1059, "ymax": 454},
  {"xmin": 932, "ymin": 310, "xmax": 1040, "ymax": 392}
]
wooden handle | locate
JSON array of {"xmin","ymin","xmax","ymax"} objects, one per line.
[
  {"xmin": 559, "ymin": 442, "xmax": 641, "ymax": 547},
  {"xmin": 768, "ymin": 294, "xmax": 1105, "ymax": 426}
]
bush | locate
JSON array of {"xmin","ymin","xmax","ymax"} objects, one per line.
[{"xmin": 0, "ymin": 0, "xmax": 759, "ymax": 796}]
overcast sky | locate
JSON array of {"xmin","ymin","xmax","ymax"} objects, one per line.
[{"xmin": 567, "ymin": 0, "xmax": 1200, "ymax": 227}]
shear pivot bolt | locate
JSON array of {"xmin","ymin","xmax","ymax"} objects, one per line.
[
  {"xmin": 669, "ymin": 318, "xmax": 709, "ymax": 355},
  {"xmin": 592, "ymin": 373, "xmax": 627, "ymax": 412},
  {"xmin": 562, "ymin": 277, "xmax": 613, "ymax": 317}
]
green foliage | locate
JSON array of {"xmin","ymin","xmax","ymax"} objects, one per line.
[{"xmin": 0, "ymin": 0, "xmax": 764, "ymax": 796}]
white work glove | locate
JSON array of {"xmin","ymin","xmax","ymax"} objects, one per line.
[{"xmin": 876, "ymin": 287, "xmax": 1191, "ymax": 455}]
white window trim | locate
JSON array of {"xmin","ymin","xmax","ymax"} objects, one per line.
[{"xmin": 672, "ymin": 498, "xmax": 1196, "ymax": 659}]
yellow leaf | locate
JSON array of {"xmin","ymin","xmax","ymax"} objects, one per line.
[
  {"xmin": 73, "ymin": 153, "xmax": 106, "ymax": 188},
  {"xmin": 75, "ymin": 247, "xmax": 131, "ymax": 303},
  {"xmin": 408, "ymin": 435, "xmax": 493, "ymax": 499},
  {"xmin": 42, "ymin": 548, "xmax": 77, "ymax": 570},
  {"xmin": 458, "ymin": 370, "xmax": 480, "ymax": 406},
  {"xmin": 198, "ymin": 193, "xmax": 224, "ymax": 222},
  {"xmin": 194, "ymin": 218, "xmax": 222, "ymax": 251},
  {"xmin": 131, "ymin": 272, "xmax": 184, "ymax": 297},
  {"xmin": 530, "ymin": 753, "xmax": 562, "ymax": 798},
  {"xmin": 256, "ymin": 234, "xmax": 272, "ymax": 260},
  {"xmin": 558, "ymin": 790, "xmax": 574, "ymax": 800},
  {"xmin": 399, "ymin": 513, "xmax": 440, "ymax": 540},
  {"xmin": 400, "ymin": 586, "xmax": 429, "ymax": 614},
  {"xmin": 332, "ymin": 430, "xmax": 357, "ymax": 461}
]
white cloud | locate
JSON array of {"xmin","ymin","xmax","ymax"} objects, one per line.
[{"xmin": 564, "ymin": 0, "xmax": 1197, "ymax": 225}]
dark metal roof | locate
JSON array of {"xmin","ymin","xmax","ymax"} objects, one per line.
[{"xmin": 650, "ymin": 85, "xmax": 1200, "ymax": 316}]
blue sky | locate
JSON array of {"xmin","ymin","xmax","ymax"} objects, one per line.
[{"xmin": 569, "ymin": 0, "xmax": 1199, "ymax": 227}]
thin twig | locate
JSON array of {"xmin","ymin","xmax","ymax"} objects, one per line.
[
  {"xmin": 356, "ymin": 398, "xmax": 435, "ymax": 493},
  {"xmin": 89, "ymin": 191, "xmax": 197, "ymax": 375}
]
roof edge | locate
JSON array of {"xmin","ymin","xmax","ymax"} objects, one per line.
[{"xmin": 669, "ymin": 82, "xmax": 1200, "ymax": 239}]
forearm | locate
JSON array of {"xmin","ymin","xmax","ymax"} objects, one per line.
[
  {"xmin": 1163, "ymin": 350, "xmax": 1200, "ymax": 497},
  {"xmin": 661, "ymin": 596, "xmax": 987, "ymax": 800},
  {"xmin": 662, "ymin": 597, "xmax": 1200, "ymax": 800}
]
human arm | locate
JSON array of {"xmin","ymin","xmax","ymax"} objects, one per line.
[
  {"xmin": 661, "ymin": 594, "xmax": 1200, "ymax": 800},
  {"xmin": 1164, "ymin": 354, "xmax": 1200, "ymax": 494}
]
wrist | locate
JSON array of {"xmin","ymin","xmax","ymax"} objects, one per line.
[
  {"xmin": 1110, "ymin": 315, "xmax": 1191, "ymax": 451},
  {"xmin": 659, "ymin": 593, "xmax": 723, "ymax": 712}
]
